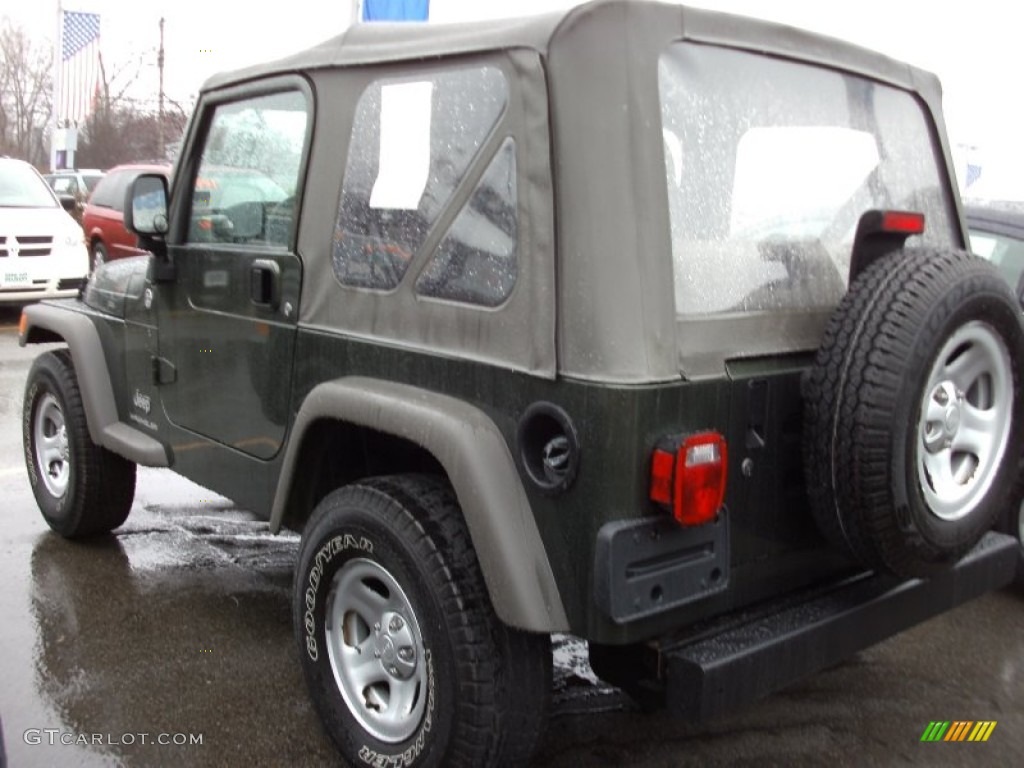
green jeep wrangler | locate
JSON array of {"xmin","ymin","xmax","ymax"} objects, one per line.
[{"xmin": 19, "ymin": 1, "xmax": 1024, "ymax": 765}]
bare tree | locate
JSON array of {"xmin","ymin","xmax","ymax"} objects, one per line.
[
  {"xmin": 0, "ymin": 18, "xmax": 53, "ymax": 166},
  {"xmin": 77, "ymin": 101, "xmax": 188, "ymax": 168},
  {"xmin": 77, "ymin": 43, "xmax": 190, "ymax": 168}
]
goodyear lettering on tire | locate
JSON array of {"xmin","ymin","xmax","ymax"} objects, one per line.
[{"xmin": 304, "ymin": 534, "xmax": 373, "ymax": 661}]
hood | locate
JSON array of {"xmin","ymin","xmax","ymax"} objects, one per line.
[
  {"xmin": 0, "ymin": 205, "xmax": 82, "ymax": 239},
  {"xmin": 83, "ymin": 255, "xmax": 150, "ymax": 318}
]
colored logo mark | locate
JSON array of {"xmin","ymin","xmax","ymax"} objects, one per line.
[{"xmin": 920, "ymin": 721, "xmax": 997, "ymax": 742}]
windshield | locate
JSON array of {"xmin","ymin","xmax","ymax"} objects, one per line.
[
  {"xmin": 659, "ymin": 43, "xmax": 957, "ymax": 318},
  {"xmin": 0, "ymin": 162, "xmax": 58, "ymax": 208}
]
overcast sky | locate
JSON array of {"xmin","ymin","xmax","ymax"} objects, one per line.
[{"xmin": 7, "ymin": 0, "xmax": 1022, "ymax": 197}]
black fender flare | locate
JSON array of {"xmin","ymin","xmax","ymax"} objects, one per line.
[
  {"xmin": 271, "ymin": 377, "xmax": 569, "ymax": 632},
  {"xmin": 19, "ymin": 303, "xmax": 169, "ymax": 467}
]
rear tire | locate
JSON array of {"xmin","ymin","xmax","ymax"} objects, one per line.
[
  {"xmin": 294, "ymin": 474, "xmax": 551, "ymax": 768},
  {"xmin": 23, "ymin": 350, "xmax": 136, "ymax": 537},
  {"xmin": 804, "ymin": 248, "xmax": 1024, "ymax": 577}
]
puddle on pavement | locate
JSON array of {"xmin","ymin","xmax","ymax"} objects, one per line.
[{"xmin": 6, "ymin": 474, "xmax": 628, "ymax": 766}]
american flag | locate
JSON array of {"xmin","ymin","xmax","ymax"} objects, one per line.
[
  {"xmin": 59, "ymin": 11, "xmax": 101, "ymax": 125},
  {"xmin": 965, "ymin": 163, "xmax": 983, "ymax": 189}
]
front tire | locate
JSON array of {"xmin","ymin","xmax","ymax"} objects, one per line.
[
  {"xmin": 23, "ymin": 350, "xmax": 136, "ymax": 537},
  {"xmin": 294, "ymin": 475, "xmax": 551, "ymax": 768}
]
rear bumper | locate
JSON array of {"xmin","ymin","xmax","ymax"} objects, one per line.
[{"xmin": 660, "ymin": 532, "xmax": 1018, "ymax": 720}]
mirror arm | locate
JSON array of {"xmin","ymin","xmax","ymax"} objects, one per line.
[{"xmin": 150, "ymin": 248, "xmax": 176, "ymax": 283}]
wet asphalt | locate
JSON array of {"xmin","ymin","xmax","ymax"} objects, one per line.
[{"xmin": 0, "ymin": 307, "xmax": 1021, "ymax": 767}]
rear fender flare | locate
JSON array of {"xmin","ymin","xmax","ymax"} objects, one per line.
[{"xmin": 271, "ymin": 377, "xmax": 569, "ymax": 633}]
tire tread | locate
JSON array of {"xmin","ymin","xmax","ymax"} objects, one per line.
[
  {"xmin": 804, "ymin": 248, "xmax": 1024, "ymax": 576},
  {"xmin": 25, "ymin": 349, "xmax": 135, "ymax": 537},
  {"xmin": 297, "ymin": 474, "xmax": 550, "ymax": 767}
]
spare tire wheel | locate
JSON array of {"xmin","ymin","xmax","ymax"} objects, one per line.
[{"xmin": 804, "ymin": 248, "xmax": 1024, "ymax": 578}]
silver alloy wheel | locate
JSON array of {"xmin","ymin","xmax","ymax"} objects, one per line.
[
  {"xmin": 916, "ymin": 321, "xmax": 1013, "ymax": 521},
  {"xmin": 325, "ymin": 557, "xmax": 428, "ymax": 743},
  {"xmin": 34, "ymin": 393, "xmax": 70, "ymax": 498}
]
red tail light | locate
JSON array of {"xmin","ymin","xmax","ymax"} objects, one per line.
[
  {"xmin": 880, "ymin": 210, "xmax": 925, "ymax": 235},
  {"xmin": 649, "ymin": 432, "xmax": 727, "ymax": 526}
]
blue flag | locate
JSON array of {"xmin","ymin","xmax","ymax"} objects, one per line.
[
  {"xmin": 965, "ymin": 163, "xmax": 982, "ymax": 189},
  {"xmin": 363, "ymin": 0, "xmax": 429, "ymax": 21}
]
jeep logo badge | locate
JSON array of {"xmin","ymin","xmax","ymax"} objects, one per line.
[{"xmin": 133, "ymin": 389, "xmax": 152, "ymax": 414}]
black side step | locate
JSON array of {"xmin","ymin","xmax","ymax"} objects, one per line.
[{"xmin": 663, "ymin": 532, "xmax": 1018, "ymax": 720}]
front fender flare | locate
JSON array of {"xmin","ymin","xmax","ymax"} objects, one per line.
[
  {"xmin": 20, "ymin": 303, "xmax": 169, "ymax": 467},
  {"xmin": 271, "ymin": 377, "xmax": 569, "ymax": 633}
]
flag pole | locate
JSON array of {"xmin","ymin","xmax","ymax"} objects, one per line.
[
  {"xmin": 52, "ymin": 0, "xmax": 63, "ymax": 170},
  {"xmin": 158, "ymin": 17, "xmax": 165, "ymax": 160}
]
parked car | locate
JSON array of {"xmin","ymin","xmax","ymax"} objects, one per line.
[
  {"xmin": 17, "ymin": 3, "xmax": 1024, "ymax": 766},
  {"xmin": 42, "ymin": 169, "xmax": 105, "ymax": 224},
  {"xmin": 82, "ymin": 164, "xmax": 172, "ymax": 271},
  {"xmin": 0, "ymin": 158, "xmax": 90, "ymax": 304},
  {"xmin": 966, "ymin": 202, "xmax": 1024, "ymax": 301},
  {"xmin": 42, "ymin": 168, "xmax": 104, "ymax": 198}
]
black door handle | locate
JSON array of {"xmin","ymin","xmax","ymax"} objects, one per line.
[{"xmin": 250, "ymin": 259, "xmax": 280, "ymax": 308}]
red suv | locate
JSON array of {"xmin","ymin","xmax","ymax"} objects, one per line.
[{"xmin": 82, "ymin": 164, "xmax": 171, "ymax": 270}]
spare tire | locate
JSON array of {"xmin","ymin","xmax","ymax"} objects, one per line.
[{"xmin": 804, "ymin": 248, "xmax": 1024, "ymax": 577}]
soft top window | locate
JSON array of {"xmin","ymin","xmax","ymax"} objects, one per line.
[
  {"xmin": 659, "ymin": 43, "xmax": 956, "ymax": 319},
  {"xmin": 415, "ymin": 136, "xmax": 518, "ymax": 307},
  {"xmin": 332, "ymin": 66, "xmax": 509, "ymax": 292}
]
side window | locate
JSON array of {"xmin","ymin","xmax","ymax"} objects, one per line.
[
  {"xmin": 188, "ymin": 90, "xmax": 308, "ymax": 247},
  {"xmin": 88, "ymin": 172, "xmax": 123, "ymax": 208},
  {"xmin": 415, "ymin": 137, "xmax": 518, "ymax": 306},
  {"xmin": 969, "ymin": 229, "xmax": 1024, "ymax": 291},
  {"xmin": 53, "ymin": 177, "xmax": 77, "ymax": 196},
  {"xmin": 109, "ymin": 173, "xmax": 131, "ymax": 212},
  {"xmin": 333, "ymin": 66, "xmax": 509, "ymax": 291}
]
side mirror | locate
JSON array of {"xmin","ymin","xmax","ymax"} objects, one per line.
[
  {"xmin": 124, "ymin": 174, "xmax": 169, "ymax": 236},
  {"xmin": 58, "ymin": 194, "xmax": 77, "ymax": 213}
]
